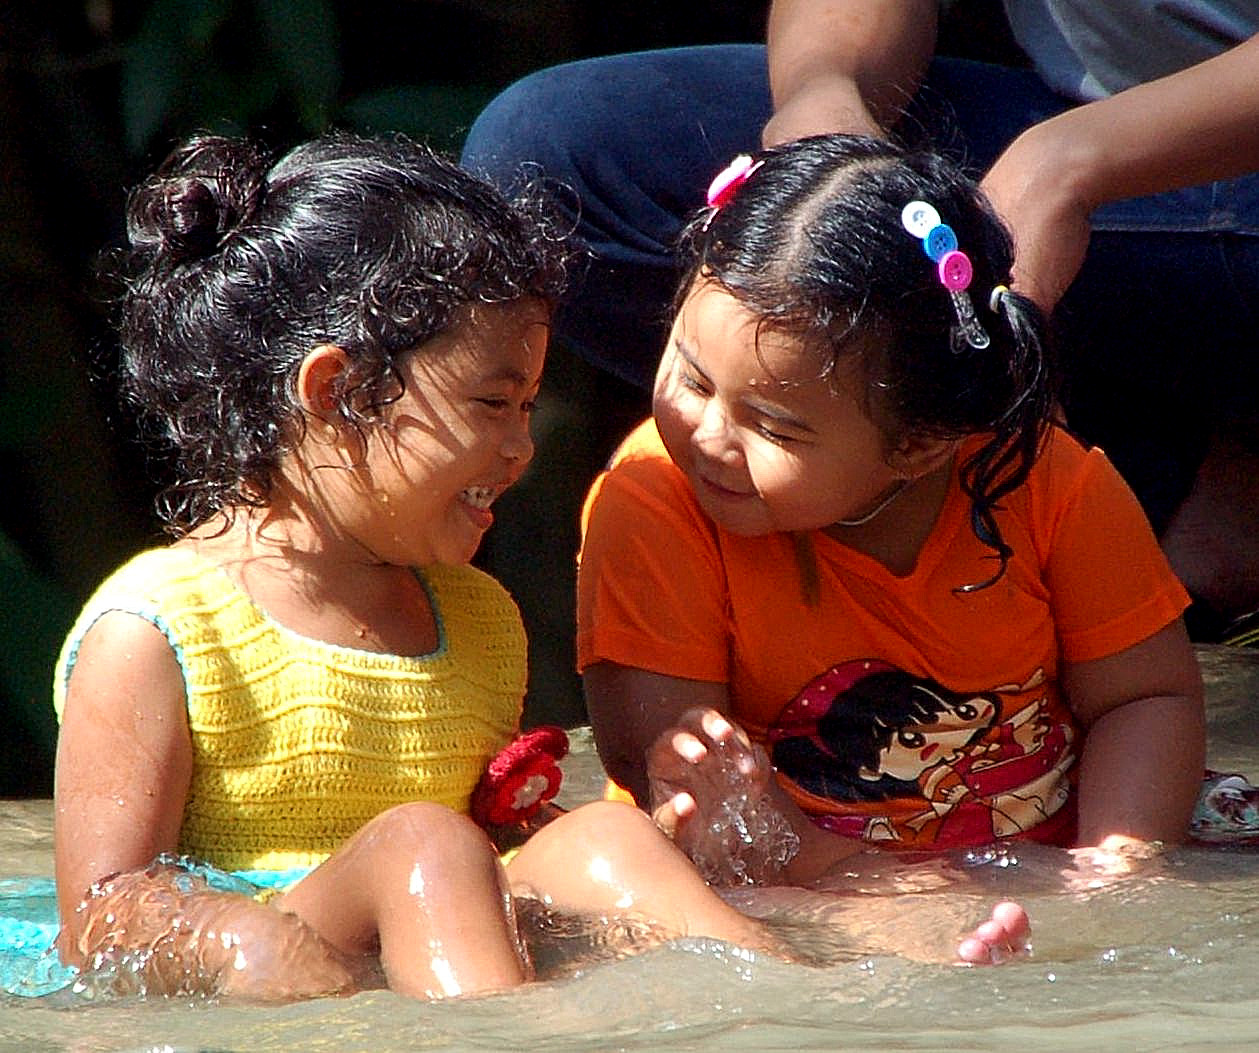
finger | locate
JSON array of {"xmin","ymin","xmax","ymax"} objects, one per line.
[
  {"xmin": 670, "ymin": 730, "xmax": 708, "ymax": 764},
  {"xmin": 700, "ymin": 710, "xmax": 736, "ymax": 743},
  {"xmin": 651, "ymin": 792, "xmax": 696, "ymax": 840}
]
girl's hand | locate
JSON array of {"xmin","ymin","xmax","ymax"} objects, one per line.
[
  {"xmin": 646, "ymin": 708, "xmax": 800, "ymax": 886},
  {"xmin": 648, "ymin": 709, "xmax": 772, "ymax": 811}
]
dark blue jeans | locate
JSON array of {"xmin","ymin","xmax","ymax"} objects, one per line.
[{"xmin": 462, "ymin": 44, "xmax": 1259, "ymax": 528}]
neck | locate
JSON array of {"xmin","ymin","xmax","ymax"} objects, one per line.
[
  {"xmin": 181, "ymin": 505, "xmax": 435, "ymax": 655},
  {"xmin": 821, "ymin": 459, "xmax": 955, "ymax": 577},
  {"xmin": 832, "ymin": 478, "xmax": 911, "ymax": 528}
]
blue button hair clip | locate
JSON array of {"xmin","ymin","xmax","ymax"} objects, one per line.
[{"xmin": 901, "ymin": 201, "xmax": 991, "ymax": 352}]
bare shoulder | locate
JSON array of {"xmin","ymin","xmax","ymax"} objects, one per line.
[{"xmin": 62, "ymin": 609, "xmax": 187, "ymax": 721}]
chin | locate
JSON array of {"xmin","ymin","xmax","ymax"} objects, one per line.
[{"xmin": 696, "ymin": 501, "xmax": 767, "ymax": 538}]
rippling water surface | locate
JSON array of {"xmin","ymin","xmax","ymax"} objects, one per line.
[{"xmin": 3, "ymin": 646, "xmax": 1258, "ymax": 1052}]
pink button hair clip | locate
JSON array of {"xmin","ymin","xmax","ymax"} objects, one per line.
[
  {"xmin": 707, "ymin": 154, "xmax": 763, "ymax": 210},
  {"xmin": 901, "ymin": 200, "xmax": 991, "ymax": 351}
]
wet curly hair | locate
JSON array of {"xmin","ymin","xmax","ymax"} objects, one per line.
[
  {"xmin": 106, "ymin": 131, "xmax": 573, "ymax": 534},
  {"xmin": 679, "ymin": 134, "xmax": 1059, "ymax": 590}
]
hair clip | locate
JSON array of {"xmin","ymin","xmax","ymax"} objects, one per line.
[
  {"xmin": 901, "ymin": 200, "xmax": 991, "ymax": 352},
  {"xmin": 707, "ymin": 154, "xmax": 763, "ymax": 210}
]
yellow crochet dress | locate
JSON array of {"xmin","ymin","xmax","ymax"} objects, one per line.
[{"xmin": 53, "ymin": 548, "xmax": 526, "ymax": 872}]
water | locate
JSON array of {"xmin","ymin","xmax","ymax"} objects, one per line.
[{"xmin": 2, "ymin": 646, "xmax": 1259, "ymax": 1051}]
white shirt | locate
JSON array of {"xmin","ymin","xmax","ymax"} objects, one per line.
[{"xmin": 1002, "ymin": 0, "xmax": 1259, "ymax": 99}]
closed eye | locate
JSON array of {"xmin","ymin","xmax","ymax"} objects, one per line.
[
  {"xmin": 753, "ymin": 420, "xmax": 797, "ymax": 443},
  {"xmin": 680, "ymin": 371, "xmax": 712, "ymax": 397},
  {"xmin": 476, "ymin": 395, "xmax": 539, "ymax": 414}
]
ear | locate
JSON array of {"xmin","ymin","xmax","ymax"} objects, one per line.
[
  {"xmin": 887, "ymin": 434, "xmax": 959, "ymax": 480},
  {"xmin": 296, "ymin": 344, "xmax": 351, "ymax": 416}
]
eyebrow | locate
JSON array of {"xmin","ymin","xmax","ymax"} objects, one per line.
[
  {"xmin": 675, "ymin": 338, "xmax": 816, "ymax": 434},
  {"xmin": 487, "ymin": 367, "xmax": 532, "ymax": 385}
]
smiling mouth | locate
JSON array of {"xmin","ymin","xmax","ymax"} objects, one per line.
[
  {"xmin": 460, "ymin": 486, "xmax": 498, "ymax": 510},
  {"xmin": 698, "ymin": 475, "xmax": 752, "ymax": 499}
]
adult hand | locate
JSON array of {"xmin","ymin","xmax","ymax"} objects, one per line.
[
  {"xmin": 762, "ymin": 0, "xmax": 938, "ymax": 148},
  {"xmin": 762, "ymin": 77, "xmax": 886, "ymax": 148},
  {"xmin": 980, "ymin": 121, "xmax": 1095, "ymax": 313}
]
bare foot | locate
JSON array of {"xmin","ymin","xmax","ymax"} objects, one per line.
[{"xmin": 956, "ymin": 901, "xmax": 1031, "ymax": 965}]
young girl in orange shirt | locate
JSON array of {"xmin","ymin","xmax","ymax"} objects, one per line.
[{"xmin": 578, "ymin": 135, "xmax": 1206, "ymax": 896}]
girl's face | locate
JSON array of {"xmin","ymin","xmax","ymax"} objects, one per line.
[
  {"xmin": 870, "ymin": 693, "xmax": 998, "ymax": 781},
  {"xmin": 653, "ymin": 281, "xmax": 900, "ymax": 537},
  {"xmin": 307, "ymin": 300, "xmax": 549, "ymax": 567}
]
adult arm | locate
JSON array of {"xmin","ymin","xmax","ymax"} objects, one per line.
[
  {"xmin": 1060, "ymin": 619, "xmax": 1206, "ymax": 848},
  {"xmin": 54, "ymin": 612, "xmax": 356, "ymax": 998},
  {"xmin": 982, "ymin": 32, "xmax": 1259, "ymax": 309},
  {"xmin": 763, "ymin": 0, "xmax": 938, "ymax": 146}
]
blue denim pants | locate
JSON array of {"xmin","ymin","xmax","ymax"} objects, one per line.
[{"xmin": 462, "ymin": 44, "xmax": 1259, "ymax": 528}]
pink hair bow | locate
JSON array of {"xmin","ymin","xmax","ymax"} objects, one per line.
[{"xmin": 707, "ymin": 154, "xmax": 763, "ymax": 209}]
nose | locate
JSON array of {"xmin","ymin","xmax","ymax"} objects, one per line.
[
  {"xmin": 692, "ymin": 398, "xmax": 739, "ymax": 463},
  {"xmin": 500, "ymin": 412, "xmax": 535, "ymax": 465}
]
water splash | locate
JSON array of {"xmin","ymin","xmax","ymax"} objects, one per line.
[{"xmin": 655, "ymin": 735, "xmax": 800, "ymax": 887}]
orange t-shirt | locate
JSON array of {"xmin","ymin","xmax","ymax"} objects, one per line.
[{"xmin": 577, "ymin": 420, "xmax": 1190, "ymax": 849}]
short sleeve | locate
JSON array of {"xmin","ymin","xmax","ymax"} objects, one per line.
[
  {"xmin": 577, "ymin": 439, "xmax": 730, "ymax": 682},
  {"xmin": 1035, "ymin": 436, "xmax": 1190, "ymax": 663}
]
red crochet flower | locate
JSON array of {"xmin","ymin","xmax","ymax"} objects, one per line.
[{"xmin": 470, "ymin": 725, "xmax": 569, "ymax": 826}]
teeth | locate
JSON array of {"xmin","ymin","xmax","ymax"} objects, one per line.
[{"xmin": 460, "ymin": 486, "xmax": 495, "ymax": 509}]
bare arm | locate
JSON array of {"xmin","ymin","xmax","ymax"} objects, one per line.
[
  {"xmin": 54, "ymin": 611, "xmax": 194, "ymax": 937},
  {"xmin": 584, "ymin": 666, "xmax": 861, "ymax": 883},
  {"xmin": 583, "ymin": 662, "xmax": 730, "ymax": 808},
  {"xmin": 763, "ymin": 0, "xmax": 938, "ymax": 146},
  {"xmin": 982, "ymin": 32, "xmax": 1259, "ymax": 308},
  {"xmin": 54, "ymin": 612, "xmax": 356, "ymax": 998},
  {"xmin": 1060, "ymin": 620, "xmax": 1206, "ymax": 849}
]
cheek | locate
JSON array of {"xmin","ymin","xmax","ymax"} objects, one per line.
[
  {"xmin": 744, "ymin": 448, "xmax": 811, "ymax": 505},
  {"xmin": 652, "ymin": 389, "xmax": 696, "ymax": 450}
]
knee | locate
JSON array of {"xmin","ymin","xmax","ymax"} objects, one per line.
[
  {"xmin": 462, "ymin": 63, "xmax": 591, "ymax": 177},
  {"xmin": 542, "ymin": 799, "xmax": 660, "ymax": 848},
  {"xmin": 359, "ymin": 802, "xmax": 493, "ymax": 863},
  {"xmin": 462, "ymin": 55, "xmax": 651, "ymax": 183}
]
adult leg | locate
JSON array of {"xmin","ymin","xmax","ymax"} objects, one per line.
[
  {"xmin": 461, "ymin": 44, "xmax": 773, "ymax": 391},
  {"xmin": 1150, "ymin": 230, "xmax": 1259, "ymax": 627},
  {"xmin": 278, "ymin": 802, "xmax": 529, "ymax": 999}
]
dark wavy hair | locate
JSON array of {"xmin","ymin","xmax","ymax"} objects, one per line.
[
  {"xmin": 106, "ymin": 131, "xmax": 573, "ymax": 534},
  {"xmin": 679, "ymin": 134, "xmax": 1058, "ymax": 590}
]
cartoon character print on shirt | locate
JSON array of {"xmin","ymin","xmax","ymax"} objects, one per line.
[{"xmin": 767, "ymin": 660, "xmax": 1074, "ymax": 848}]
